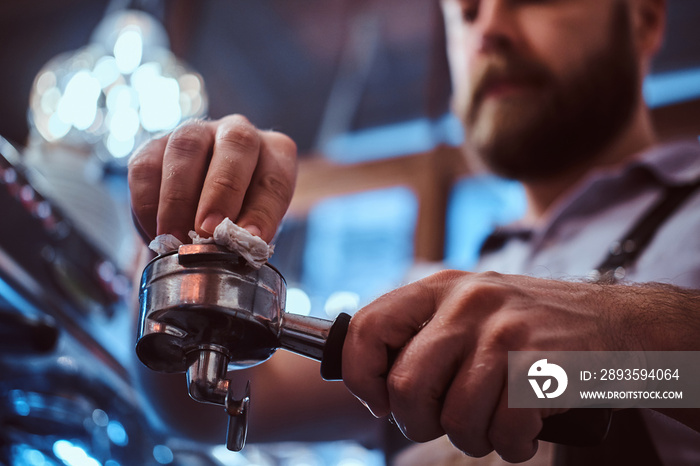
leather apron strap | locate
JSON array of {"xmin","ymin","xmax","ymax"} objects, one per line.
[{"xmin": 595, "ymin": 181, "xmax": 700, "ymax": 281}]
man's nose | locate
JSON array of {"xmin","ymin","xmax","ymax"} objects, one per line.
[{"xmin": 473, "ymin": 0, "xmax": 519, "ymax": 54}]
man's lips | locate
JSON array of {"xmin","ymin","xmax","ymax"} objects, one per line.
[{"xmin": 480, "ymin": 79, "xmax": 539, "ymax": 99}]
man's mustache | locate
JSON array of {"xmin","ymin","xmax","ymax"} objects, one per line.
[{"xmin": 468, "ymin": 54, "xmax": 554, "ymax": 119}]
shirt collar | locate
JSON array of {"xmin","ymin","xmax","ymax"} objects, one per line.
[
  {"xmin": 479, "ymin": 139, "xmax": 700, "ymax": 254},
  {"xmin": 631, "ymin": 139, "xmax": 700, "ymax": 186}
]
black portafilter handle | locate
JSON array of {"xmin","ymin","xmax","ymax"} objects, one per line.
[{"xmin": 319, "ymin": 312, "xmax": 612, "ymax": 447}]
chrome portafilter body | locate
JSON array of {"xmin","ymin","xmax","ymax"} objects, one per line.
[
  {"xmin": 135, "ymin": 243, "xmax": 350, "ymax": 451},
  {"xmin": 136, "ymin": 243, "xmax": 286, "ymax": 373}
]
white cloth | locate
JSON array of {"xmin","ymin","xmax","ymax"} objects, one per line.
[{"xmin": 148, "ymin": 217, "xmax": 274, "ymax": 269}]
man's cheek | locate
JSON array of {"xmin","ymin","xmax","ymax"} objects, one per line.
[{"xmin": 451, "ymin": 75, "xmax": 477, "ymax": 120}]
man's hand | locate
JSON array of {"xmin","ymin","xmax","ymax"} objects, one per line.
[
  {"xmin": 342, "ymin": 271, "xmax": 654, "ymax": 462},
  {"xmin": 128, "ymin": 115, "xmax": 297, "ymax": 243}
]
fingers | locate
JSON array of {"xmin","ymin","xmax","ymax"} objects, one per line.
[
  {"xmin": 127, "ymin": 115, "xmax": 298, "ymax": 245},
  {"xmin": 342, "ymin": 279, "xmax": 441, "ymax": 418},
  {"xmin": 219, "ymin": 129, "xmax": 297, "ymax": 243},
  {"xmin": 192, "ymin": 115, "xmax": 261, "ymax": 238},
  {"xmin": 487, "ymin": 392, "xmax": 540, "ymax": 462},
  {"xmin": 440, "ymin": 347, "xmax": 505, "ymax": 457},
  {"xmin": 128, "ymin": 135, "xmax": 168, "ymax": 239},
  {"xmin": 384, "ymin": 312, "xmax": 476, "ymax": 442},
  {"xmin": 157, "ymin": 119, "xmax": 214, "ymax": 241},
  {"xmin": 388, "ymin": 321, "xmax": 539, "ymax": 460}
]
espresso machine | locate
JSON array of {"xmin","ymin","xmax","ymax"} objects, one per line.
[{"xmin": 135, "ymin": 240, "xmax": 616, "ymax": 453}]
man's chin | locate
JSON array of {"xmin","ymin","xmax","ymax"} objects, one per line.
[
  {"xmin": 464, "ymin": 113, "xmax": 556, "ymax": 180},
  {"xmin": 467, "ymin": 104, "xmax": 542, "ymax": 153}
]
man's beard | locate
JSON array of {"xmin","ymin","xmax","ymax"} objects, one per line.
[{"xmin": 461, "ymin": 3, "xmax": 640, "ymax": 182}]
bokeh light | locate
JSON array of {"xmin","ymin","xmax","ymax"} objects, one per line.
[
  {"xmin": 287, "ymin": 287, "xmax": 312, "ymax": 316},
  {"xmin": 28, "ymin": 10, "xmax": 207, "ymax": 166}
]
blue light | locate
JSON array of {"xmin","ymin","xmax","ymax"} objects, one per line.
[
  {"xmin": 11, "ymin": 445, "xmax": 51, "ymax": 466},
  {"xmin": 644, "ymin": 67, "xmax": 700, "ymax": 108},
  {"xmin": 23, "ymin": 448, "xmax": 47, "ymax": 466},
  {"xmin": 52, "ymin": 440, "xmax": 101, "ymax": 466},
  {"xmin": 303, "ymin": 187, "xmax": 418, "ymax": 307},
  {"xmin": 106, "ymin": 420, "xmax": 128, "ymax": 447},
  {"xmin": 9, "ymin": 390, "xmax": 31, "ymax": 417},
  {"xmin": 0, "ymin": 274, "xmax": 44, "ymax": 320},
  {"xmin": 322, "ymin": 113, "xmax": 464, "ymax": 163},
  {"xmin": 153, "ymin": 445, "xmax": 173, "ymax": 465},
  {"xmin": 91, "ymin": 409, "xmax": 109, "ymax": 428},
  {"xmin": 445, "ymin": 175, "xmax": 526, "ymax": 270}
]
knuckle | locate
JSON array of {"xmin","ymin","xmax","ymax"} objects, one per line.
[
  {"xmin": 127, "ymin": 149, "xmax": 160, "ymax": 179},
  {"xmin": 168, "ymin": 124, "xmax": 209, "ymax": 157},
  {"xmin": 454, "ymin": 280, "xmax": 507, "ymax": 311},
  {"xmin": 209, "ymin": 173, "xmax": 247, "ymax": 197},
  {"xmin": 484, "ymin": 315, "xmax": 528, "ymax": 350},
  {"xmin": 348, "ymin": 306, "xmax": 377, "ymax": 333},
  {"xmin": 127, "ymin": 159, "xmax": 156, "ymax": 185},
  {"xmin": 348, "ymin": 307, "xmax": 367, "ymax": 329},
  {"xmin": 267, "ymin": 131, "xmax": 298, "ymax": 159},
  {"xmin": 227, "ymin": 113, "xmax": 252, "ymax": 126},
  {"xmin": 217, "ymin": 121, "xmax": 260, "ymax": 153},
  {"xmin": 429, "ymin": 269, "xmax": 467, "ymax": 285},
  {"xmin": 133, "ymin": 201, "xmax": 159, "ymax": 217},
  {"xmin": 387, "ymin": 370, "xmax": 419, "ymax": 406},
  {"xmin": 256, "ymin": 173, "xmax": 294, "ymax": 205},
  {"xmin": 161, "ymin": 189, "xmax": 192, "ymax": 206},
  {"xmin": 476, "ymin": 270, "xmax": 504, "ymax": 280},
  {"xmin": 280, "ymin": 135, "xmax": 297, "ymax": 159},
  {"xmin": 415, "ymin": 270, "xmax": 465, "ymax": 306}
]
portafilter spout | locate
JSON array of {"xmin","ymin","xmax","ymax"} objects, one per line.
[{"xmin": 135, "ymin": 243, "xmax": 350, "ymax": 451}]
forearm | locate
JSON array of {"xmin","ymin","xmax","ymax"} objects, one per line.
[
  {"xmin": 604, "ymin": 282, "xmax": 700, "ymax": 432},
  {"xmin": 608, "ymin": 282, "xmax": 700, "ymax": 351}
]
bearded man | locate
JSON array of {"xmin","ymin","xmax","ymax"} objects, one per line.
[{"xmin": 129, "ymin": 0, "xmax": 700, "ymax": 463}]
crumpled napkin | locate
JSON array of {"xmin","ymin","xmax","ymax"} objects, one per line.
[{"xmin": 148, "ymin": 217, "xmax": 274, "ymax": 269}]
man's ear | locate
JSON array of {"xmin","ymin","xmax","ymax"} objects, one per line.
[{"xmin": 630, "ymin": 0, "xmax": 666, "ymax": 57}]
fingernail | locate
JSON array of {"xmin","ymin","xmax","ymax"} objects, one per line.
[
  {"xmin": 357, "ymin": 398, "xmax": 385, "ymax": 419},
  {"xmin": 242, "ymin": 224, "xmax": 262, "ymax": 238},
  {"xmin": 359, "ymin": 399, "xmax": 376, "ymax": 417},
  {"xmin": 201, "ymin": 214, "xmax": 223, "ymax": 235}
]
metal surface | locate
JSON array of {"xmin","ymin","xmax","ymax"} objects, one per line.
[
  {"xmin": 136, "ymin": 243, "xmax": 286, "ymax": 373},
  {"xmin": 279, "ymin": 313, "xmax": 333, "ymax": 361},
  {"xmin": 0, "ymin": 138, "xmax": 178, "ymax": 465},
  {"xmin": 136, "ymin": 243, "xmax": 344, "ymax": 451},
  {"xmin": 225, "ymin": 381, "xmax": 250, "ymax": 452}
]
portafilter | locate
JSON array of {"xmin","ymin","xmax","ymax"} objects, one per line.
[{"xmin": 135, "ymin": 243, "xmax": 350, "ymax": 451}]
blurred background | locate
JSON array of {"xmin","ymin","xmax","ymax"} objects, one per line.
[{"xmin": 0, "ymin": 0, "xmax": 698, "ymax": 465}]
